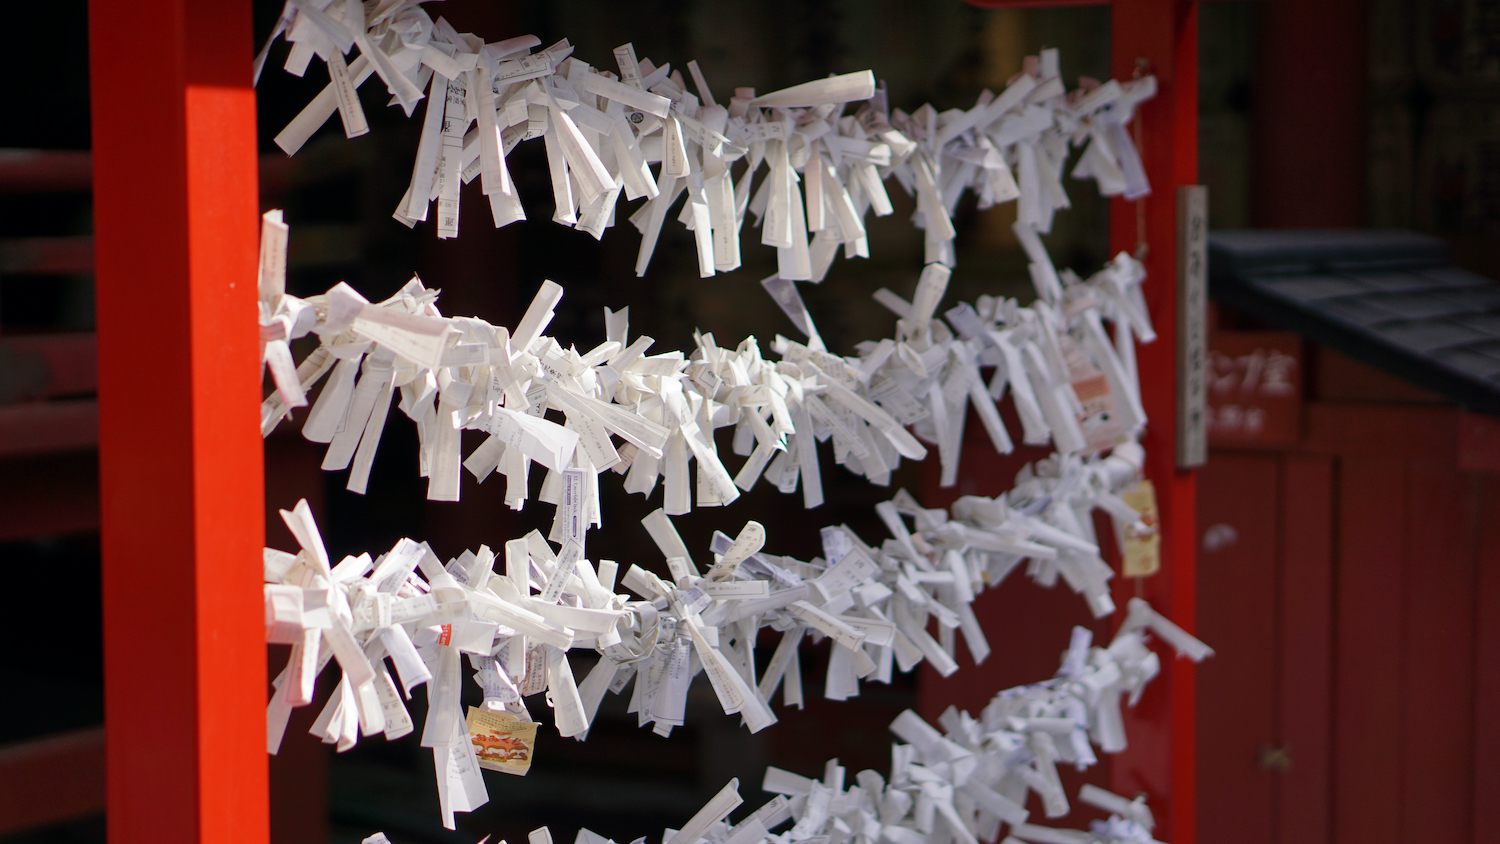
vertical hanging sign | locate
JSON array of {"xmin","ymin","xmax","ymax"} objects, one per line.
[{"xmin": 1176, "ymin": 185, "xmax": 1208, "ymax": 468}]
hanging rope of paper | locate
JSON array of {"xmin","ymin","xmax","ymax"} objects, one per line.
[
  {"xmin": 258, "ymin": 3, "xmax": 1155, "ymax": 280},
  {"xmin": 327, "ymin": 612, "xmax": 1206, "ymax": 834},
  {"xmin": 257, "ymin": 124, "xmax": 1177, "ymax": 823},
  {"xmin": 258, "ymin": 215, "xmax": 1153, "ymax": 521},
  {"xmin": 264, "ymin": 484, "xmax": 1211, "ymax": 828}
]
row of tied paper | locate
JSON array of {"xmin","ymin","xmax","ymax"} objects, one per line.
[
  {"xmin": 329, "ymin": 594, "xmax": 1205, "ymax": 837},
  {"xmin": 257, "ymin": 214, "xmax": 1154, "ymax": 528},
  {"xmin": 265, "ymin": 472, "xmax": 1211, "ymax": 829},
  {"xmin": 259, "ymin": 2, "xmax": 1154, "ymax": 280}
]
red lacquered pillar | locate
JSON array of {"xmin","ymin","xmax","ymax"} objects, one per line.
[
  {"xmin": 1107, "ymin": 3, "xmax": 1199, "ymax": 844},
  {"xmin": 89, "ymin": 3, "xmax": 266, "ymax": 844}
]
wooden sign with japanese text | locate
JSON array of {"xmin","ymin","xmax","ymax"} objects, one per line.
[{"xmin": 1206, "ymin": 331, "xmax": 1302, "ymax": 447}]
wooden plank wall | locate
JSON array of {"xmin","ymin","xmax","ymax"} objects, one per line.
[
  {"xmin": 1277, "ymin": 457, "xmax": 1333, "ymax": 844},
  {"xmin": 1474, "ymin": 476, "xmax": 1500, "ymax": 844},
  {"xmin": 1196, "ymin": 454, "xmax": 1278, "ymax": 843},
  {"xmin": 1196, "ymin": 402, "xmax": 1498, "ymax": 844}
]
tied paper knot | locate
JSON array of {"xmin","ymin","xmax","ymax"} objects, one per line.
[{"xmin": 256, "ymin": 180, "xmax": 1174, "ymax": 833}]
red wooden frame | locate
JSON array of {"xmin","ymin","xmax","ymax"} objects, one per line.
[
  {"xmin": 85, "ymin": 1, "xmax": 1198, "ymax": 843},
  {"xmin": 90, "ymin": 3, "xmax": 267, "ymax": 844}
]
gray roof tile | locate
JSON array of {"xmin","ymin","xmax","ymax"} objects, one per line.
[
  {"xmin": 1317, "ymin": 297, "xmax": 1404, "ymax": 327},
  {"xmin": 1364, "ymin": 292, "xmax": 1476, "ymax": 320},
  {"xmin": 1259, "ymin": 275, "xmax": 1369, "ymax": 301},
  {"xmin": 1417, "ymin": 266, "xmax": 1491, "ymax": 288},
  {"xmin": 1210, "ymin": 229, "xmax": 1500, "ymax": 415},
  {"xmin": 1344, "ymin": 271, "xmax": 1437, "ymax": 293},
  {"xmin": 1377, "ymin": 320, "xmax": 1488, "ymax": 353},
  {"xmin": 1433, "ymin": 286, "xmax": 1500, "ymax": 310},
  {"xmin": 1451, "ymin": 313, "xmax": 1500, "ymax": 337},
  {"xmin": 1434, "ymin": 347, "xmax": 1500, "ymax": 379}
]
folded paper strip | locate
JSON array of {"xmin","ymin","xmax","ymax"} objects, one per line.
[{"xmin": 256, "ymin": 90, "xmax": 1178, "ymax": 840}]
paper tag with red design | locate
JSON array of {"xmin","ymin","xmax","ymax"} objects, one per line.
[{"xmin": 466, "ymin": 706, "xmax": 537, "ymax": 776}]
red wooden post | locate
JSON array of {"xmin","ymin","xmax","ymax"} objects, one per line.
[
  {"xmin": 1106, "ymin": 3, "xmax": 1199, "ymax": 844},
  {"xmin": 89, "ymin": 2, "xmax": 267, "ymax": 844},
  {"xmin": 953, "ymin": 3, "xmax": 1201, "ymax": 841}
]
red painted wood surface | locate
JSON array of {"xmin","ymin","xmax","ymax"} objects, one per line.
[
  {"xmin": 1457, "ymin": 413, "xmax": 1500, "ymax": 472},
  {"xmin": 1251, "ymin": 0, "xmax": 1368, "ymax": 228},
  {"xmin": 1474, "ymin": 476, "xmax": 1500, "ymax": 844},
  {"xmin": 1106, "ymin": 5, "xmax": 1199, "ymax": 844},
  {"xmin": 0, "ymin": 149, "xmax": 93, "ymax": 194},
  {"xmin": 1199, "ymin": 389, "xmax": 1499, "ymax": 844},
  {"xmin": 941, "ymin": 3, "xmax": 1202, "ymax": 840},
  {"xmin": 1399, "ymin": 465, "xmax": 1475, "ymax": 843},
  {"xmin": 919, "ymin": 414, "xmax": 1117, "ymax": 830},
  {"xmin": 1277, "ymin": 456, "xmax": 1334, "ymax": 844},
  {"xmin": 89, "ymin": 4, "xmax": 266, "ymax": 844},
  {"xmin": 0, "ymin": 333, "xmax": 98, "ymax": 399},
  {"xmin": 965, "ymin": 0, "xmax": 1110, "ymax": 6},
  {"xmin": 1302, "ymin": 404, "xmax": 1460, "ymax": 462},
  {"xmin": 1195, "ymin": 454, "xmax": 1277, "ymax": 844},
  {"xmin": 1331, "ymin": 460, "xmax": 1404, "ymax": 844},
  {"xmin": 263, "ymin": 438, "xmax": 331, "ymax": 844},
  {"xmin": 919, "ymin": 416, "xmax": 1115, "ymax": 698},
  {"xmin": 0, "ymin": 400, "xmax": 98, "ymax": 457},
  {"xmin": 0, "ymin": 452, "xmax": 99, "ymax": 542},
  {"xmin": 0, "ymin": 727, "xmax": 106, "ymax": 835},
  {"xmin": 1205, "ymin": 331, "xmax": 1302, "ymax": 448},
  {"xmin": 0, "ymin": 235, "xmax": 96, "ymax": 274}
]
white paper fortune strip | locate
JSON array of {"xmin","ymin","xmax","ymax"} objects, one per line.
[
  {"xmin": 257, "ymin": 8, "xmax": 1154, "ymax": 280},
  {"xmin": 350, "ymin": 616, "xmax": 1203, "ymax": 842}
]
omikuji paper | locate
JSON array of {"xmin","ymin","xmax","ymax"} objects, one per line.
[
  {"xmin": 246, "ymin": 14, "xmax": 1204, "ymax": 844},
  {"xmin": 257, "ymin": 10, "xmax": 1153, "ymax": 281},
  {"xmin": 352, "ymin": 616, "xmax": 1204, "ymax": 844},
  {"xmin": 264, "ymin": 478, "xmax": 1208, "ymax": 829}
]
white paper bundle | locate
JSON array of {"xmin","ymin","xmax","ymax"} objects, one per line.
[
  {"xmin": 257, "ymin": 11, "xmax": 1153, "ymax": 279},
  {"xmin": 258, "ymin": 218, "xmax": 1153, "ymax": 531},
  {"xmin": 350, "ymin": 614, "xmax": 1203, "ymax": 843},
  {"xmin": 263, "ymin": 469, "xmax": 1210, "ymax": 826}
]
